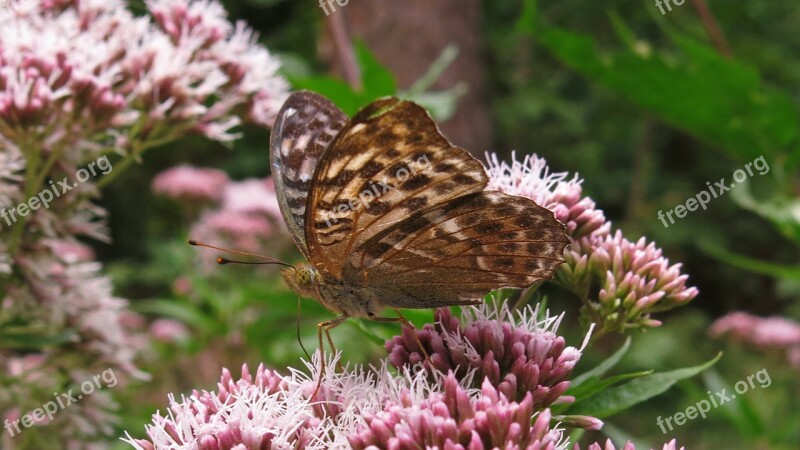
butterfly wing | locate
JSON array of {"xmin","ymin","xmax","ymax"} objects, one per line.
[
  {"xmin": 269, "ymin": 91, "xmax": 348, "ymax": 259},
  {"xmin": 304, "ymin": 96, "xmax": 568, "ymax": 309},
  {"xmin": 344, "ymin": 191, "xmax": 569, "ymax": 308},
  {"xmin": 304, "ymin": 97, "xmax": 487, "ymax": 276}
]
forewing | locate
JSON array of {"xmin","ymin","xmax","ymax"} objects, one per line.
[
  {"xmin": 305, "ymin": 97, "xmax": 487, "ymax": 275},
  {"xmin": 343, "ymin": 191, "xmax": 569, "ymax": 308},
  {"xmin": 269, "ymin": 91, "xmax": 348, "ymax": 259}
]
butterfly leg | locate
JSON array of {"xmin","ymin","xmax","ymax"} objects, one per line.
[
  {"xmin": 368, "ymin": 310, "xmax": 430, "ymax": 361},
  {"xmin": 296, "ymin": 295, "xmax": 311, "ymax": 360},
  {"xmin": 312, "ymin": 314, "xmax": 348, "ymax": 399},
  {"xmin": 324, "ymin": 327, "xmax": 345, "ymax": 372}
]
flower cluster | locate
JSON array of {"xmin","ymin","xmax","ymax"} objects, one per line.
[
  {"xmin": 349, "ymin": 373, "xmax": 569, "ymax": 450},
  {"xmin": 125, "ymin": 355, "xmax": 382, "ymax": 450},
  {"xmin": 124, "ymin": 363, "xmax": 317, "ymax": 450},
  {"xmin": 710, "ymin": 311, "xmax": 800, "ymax": 369},
  {"xmin": 486, "ymin": 153, "xmax": 698, "ymax": 337},
  {"xmin": 125, "ymin": 353, "xmax": 575, "ymax": 450},
  {"xmin": 562, "ymin": 230, "xmax": 698, "ymax": 333},
  {"xmin": 0, "ymin": 0, "xmax": 287, "ymax": 153},
  {"xmin": 386, "ymin": 301, "xmax": 588, "ymax": 411},
  {"xmin": 125, "ymin": 341, "xmax": 680, "ymax": 450},
  {"xmin": 0, "ymin": 0, "xmax": 287, "ymax": 446}
]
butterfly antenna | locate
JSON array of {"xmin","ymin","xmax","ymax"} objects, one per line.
[{"xmin": 188, "ymin": 240, "xmax": 295, "ymax": 270}]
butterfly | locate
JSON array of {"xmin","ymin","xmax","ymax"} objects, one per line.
[{"xmin": 192, "ymin": 91, "xmax": 569, "ymax": 394}]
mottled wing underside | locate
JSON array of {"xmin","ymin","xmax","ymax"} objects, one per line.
[
  {"xmin": 270, "ymin": 91, "xmax": 348, "ymax": 259},
  {"xmin": 305, "ymin": 98, "xmax": 487, "ymax": 276},
  {"xmin": 345, "ymin": 191, "xmax": 569, "ymax": 307}
]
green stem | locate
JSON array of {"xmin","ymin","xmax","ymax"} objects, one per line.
[
  {"xmin": 6, "ymin": 142, "xmax": 41, "ymax": 255},
  {"xmin": 96, "ymin": 132, "xmax": 182, "ymax": 190}
]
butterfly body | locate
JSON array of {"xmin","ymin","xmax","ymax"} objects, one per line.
[{"xmin": 281, "ymin": 264, "xmax": 385, "ymax": 318}]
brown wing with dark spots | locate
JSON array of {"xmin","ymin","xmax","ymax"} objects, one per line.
[
  {"xmin": 304, "ymin": 97, "xmax": 487, "ymax": 276},
  {"xmin": 343, "ymin": 191, "xmax": 569, "ymax": 308},
  {"xmin": 270, "ymin": 91, "xmax": 348, "ymax": 259}
]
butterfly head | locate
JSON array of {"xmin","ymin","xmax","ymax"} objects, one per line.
[{"xmin": 281, "ymin": 262, "xmax": 322, "ymax": 299}]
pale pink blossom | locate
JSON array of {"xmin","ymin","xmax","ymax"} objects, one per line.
[
  {"xmin": 221, "ymin": 178, "xmax": 281, "ymax": 218},
  {"xmin": 710, "ymin": 311, "xmax": 800, "ymax": 369},
  {"xmin": 152, "ymin": 165, "xmax": 229, "ymax": 203},
  {"xmin": 710, "ymin": 312, "xmax": 800, "ymax": 348},
  {"xmin": 149, "ymin": 319, "xmax": 190, "ymax": 343}
]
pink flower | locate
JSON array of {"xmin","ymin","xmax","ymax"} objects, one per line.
[
  {"xmin": 172, "ymin": 276, "xmax": 193, "ymax": 296},
  {"xmin": 152, "ymin": 165, "xmax": 229, "ymax": 203},
  {"xmin": 125, "ymin": 356, "xmax": 387, "ymax": 450},
  {"xmin": 124, "ymin": 364, "xmax": 319, "ymax": 450},
  {"xmin": 710, "ymin": 312, "xmax": 800, "ymax": 348},
  {"xmin": 221, "ymin": 178, "xmax": 281, "ymax": 218},
  {"xmin": 386, "ymin": 301, "xmax": 588, "ymax": 409},
  {"xmin": 564, "ymin": 230, "xmax": 699, "ymax": 333},
  {"xmin": 710, "ymin": 312, "xmax": 800, "ymax": 368},
  {"xmin": 149, "ymin": 319, "xmax": 190, "ymax": 343},
  {"xmin": 349, "ymin": 373, "xmax": 570, "ymax": 450},
  {"xmin": 191, "ymin": 210, "xmax": 272, "ymax": 249},
  {"xmin": 0, "ymin": 0, "xmax": 287, "ymax": 157}
]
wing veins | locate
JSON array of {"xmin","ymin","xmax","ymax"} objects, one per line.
[
  {"xmin": 379, "ymin": 230, "xmax": 564, "ymax": 278},
  {"xmin": 374, "ymin": 206, "xmax": 554, "ymax": 268},
  {"xmin": 351, "ymin": 166, "xmax": 485, "ymax": 267}
]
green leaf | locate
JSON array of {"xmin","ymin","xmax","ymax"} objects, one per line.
[
  {"xmin": 356, "ymin": 41, "xmax": 397, "ymax": 99},
  {"xmin": 514, "ymin": 0, "xmax": 539, "ymax": 37},
  {"xmin": 572, "ymin": 337, "xmax": 632, "ymax": 388},
  {"xmin": 537, "ymin": 25, "xmax": 800, "ymax": 165},
  {"xmin": 730, "ymin": 179, "xmax": 800, "ymax": 243},
  {"xmin": 698, "ymin": 239, "xmax": 800, "ymax": 280},
  {"xmin": 570, "ymin": 352, "xmax": 722, "ymax": 418},
  {"xmin": 134, "ymin": 299, "xmax": 220, "ymax": 332},
  {"xmin": 567, "ymin": 370, "xmax": 653, "ymax": 403},
  {"xmin": 701, "ymin": 369, "xmax": 764, "ymax": 436},
  {"xmin": 289, "ymin": 41, "xmax": 397, "ymax": 116},
  {"xmin": 0, "ymin": 328, "xmax": 77, "ymax": 349}
]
